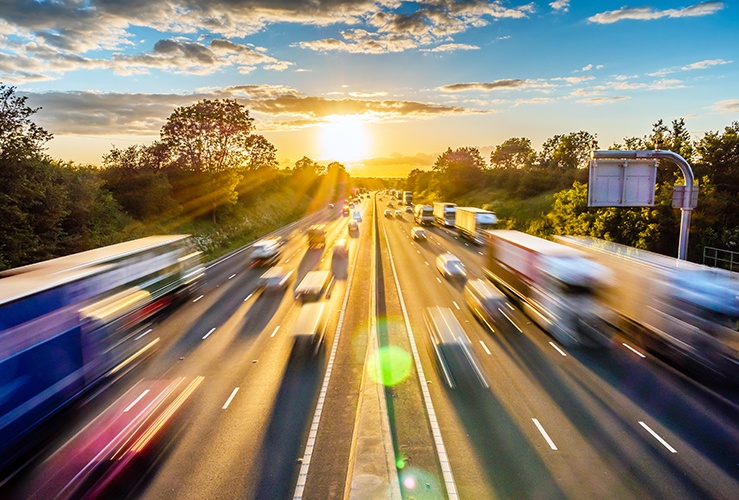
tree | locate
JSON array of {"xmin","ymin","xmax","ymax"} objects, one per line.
[
  {"xmin": 0, "ymin": 84, "xmax": 53, "ymax": 164},
  {"xmin": 490, "ymin": 137, "xmax": 535, "ymax": 169},
  {"xmin": 539, "ymin": 131, "xmax": 594, "ymax": 170},
  {"xmin": 432, "ymin": 146, "xmax": 486, "ymax": 198}
]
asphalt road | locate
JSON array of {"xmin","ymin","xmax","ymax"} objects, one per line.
[{"xmin": 3, "ymin": 194, "xmax": 738, "ymax": 499}]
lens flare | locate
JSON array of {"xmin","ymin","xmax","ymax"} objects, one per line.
[{"xmin": 369, "ymin": 345, "xmax": 412, "ymax": 387}]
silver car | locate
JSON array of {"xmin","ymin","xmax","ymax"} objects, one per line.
[{"xmin": 436, "ymin": 253, "xmax": 466, "ymax": 280}]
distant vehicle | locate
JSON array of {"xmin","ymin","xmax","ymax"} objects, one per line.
[
  {"xmin": 405, "ymin": 206, "xmax": 413, "ymax": 213},
  {"xmin": 259, "ymin": 266, "xmax": 294, "ymax": 292},
  {"xmin": 328, "ymin": 203, "xmax": 335, "ymax": 209},
  {"xmin": 292, "ymin": 302, "xmax": 326, "ymax": 358},
  {"xmin": 348, "ymin": 219, "xmax": 359, "ymax": 232},
  {"xmin": 394, "ymin": 210, "xmax": 403, "ymax": 218},
  {"xmin": 307, "ymin": 225, "xmax": 327, "ymax": 248},
  {"xmin": 249, "ymin": 237, "xmax": 283, "ymax": 267},
  {"xmin": 295, "ymin": 270, "xmax": 331, "ymax": 301},
  {"xmin": 404, "ymin": 191, "xmax": 413, "ymax": 206},
  {"xmin": 464, "ymin": 279, "xmax": 508, "ymax": 332},
  {"xmin": 433, "ymin": 202, "xmax": 457, "ymax": 227},
  {"xmin": 424, "ymin": 306, "xmax": 487, "ymax": 389},
  {"xmin": 455, "ymin": 207, "xmax": 497, "ymax": 245},
  {"xmin": 387, "ymin": 201, "xmax": 394, "ymax": 208},
  {"xmin": 414, "ymin": 204, "xmax": 434, "ymax": 226},
  {"xmin": 384, "ymin": 209, "xmax": 393, "ymax": 218},
  {"xmin": 484, "ymin": 230, "xmax": 611, "ymax": 346},
  {"xmin": 353, "ymin": 211, "xmax": 362, "ymax": 222},
  {"xmin": 411, "ymin": 227, "xmax": 427, "ymax": 241},
  {"xmin": 556, "ymin": 235, "xmax": 739, "ymax": 377},
  {"xmin": 436, "ymin": 253, "xmax": 466, "ymax": 280},
  {"xmin": 332, "ymin": 238, "xmax": 349, "ymax": 259}
]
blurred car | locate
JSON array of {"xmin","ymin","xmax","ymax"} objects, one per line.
[
  {"xmin": 436, "ymin": 253, "xmax": 466, "ymax": 280},
  {"xmin": 387, "ymin": 201, "xmax": 394, "ymax": 207},
  {"xmin": 292, "ymin": 302, "xmax": 326, "ymax": 358},
  {"xmin": 405, "ymin": 206, "xmax": 413, "ymax": 213},
  {"xmin": 259, "ymin": 266, "xmax": 294, "ymax": 292},
  {"xmin": 411, "ymin": 227, "xmax": 427, "ymax": 241},
  {"xmin": 249, "ymin": 238, "xmax": 283, "ymax": 267},
  {"xmin": 295, "ymin": 270, "xmax": 330, "ymax": 301},
  {"xmin": 353, "ymin": 211, "xmax": 362, "ymax": 222},
  {"xmin": 332, "ymin": 238, "xmax": 349, "ymax": 259},
  {"xmin": 342, "ymin": 205, "xmax": 350, "ymax": 216},
  {"xmin": 394, "ymin": 210, "xmax": 403, "ymax": 218},
  {"xmin": 424, "ymin": 306, "xmax": 487, "ymax": 390},
  {"xmin": 348, "ymin": 219, "xmax": 359, "ymax": 232},
  {"xmin": 464, "ymin": 279, "xmax": 508, "ymax": 330},
  {"xmin": 327, "ymin": 203, "xmax": 335, "ymax": 209},
  {"xmin": 384, "ymin": 209, "xmax": 393, "ymax": 218}
]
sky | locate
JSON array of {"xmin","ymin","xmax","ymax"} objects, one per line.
[{"xmin": 1, "ymin": 1, "xmax": 737, "ymax": 177}]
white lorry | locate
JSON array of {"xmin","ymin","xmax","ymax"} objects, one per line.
[
  {"xmin": 432, "ymin": 202, "xmax": 456, "ymax": 227},
  {"xmin": 455, "ymin": 207, "xmax": 498, "ymax": 245},
  {"xmin": 414, "ymin": 204, "xmax": 434, "ymax": 226},
  {"xmin": 484, "ymin": 230, "xmax": 612, "ymax": 346},
  {"xmin": 556, "ymin": 236, "xmax": 739, "ymax": 378}
]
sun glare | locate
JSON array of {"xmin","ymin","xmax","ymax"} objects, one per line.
[{"xmin": 320, "ymin": 115, "xmax": 369, "ymax": 164}]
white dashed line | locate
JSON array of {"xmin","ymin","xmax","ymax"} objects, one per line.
[
  {"xmin": 134, "ymin": 328, "xmax": 153, "ymax": 340},
  {"xmin": 532, "ymin": 418, "xmax": 558, "ymax": 450},
  {"xmin": 623, "ymin": 343, "xmax": 646, "ymax": 358},
  {"xmin": 478, "ymin": 251, "xmax": 484, "ymax": 256},
  {"xmin": 193, "ymin": 294, "xmax": 204, "ymax": 303},
  {"xmin": 202, "ymin": 327, "xmax": 216, "ymax": 340},
  {"xmin": 549, "ymin": 342, "xmax": 567, "ymax": 357},
  {"xmin": 436, "ymin": 277, "xmax": 442, "ymax": 283},
  {"xmin": 222, "ymin": 387, "xmax": 240, "ymax": 409},
  {"xmin": 124, "ymin": 390, "xmax": 150, "ymax": 413},
  {"xmin": 228, "ymin": 273, "xmax": 236, "ymax": 280},
  {"xmin": 425, "ymin": 261, "xmax": 430, "ymax": 266},
  {"xmin": 244, "ymin": 293, "xmax": 253, "ymax": 302},
  {"xmin": 271, "ymin": 326, "xmax": 280, "ymax": 338},
  {"xmin": 479, "ymin": 340, "xmax": 492, "ymax": 355},
  {"xmin": 452, "ymin": 301, "xmax": 460, "ymax": 310},
  {"xmin": 639, "ymin": 421, "xmax": 677, "ymax": 453}
]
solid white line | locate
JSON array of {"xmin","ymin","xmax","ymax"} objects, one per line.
[
  {"xmin": 244, "ymin": 293, "xmax": 253, "ymax": 302},
  {"xmin": 228, "ymin": 273, "xmax": 236, "ymax": 280},
  {"xmin": 222, "ymin": 387, "xmax": 239, "ymax": 409},
  {"xmin": 193, "ymin": 294, "xmax": 204, "ymax": 303},
  {"xmin": 623, "ymin": 343, "xmax": 646, "ymax": 358},
  {"xmin": 452, "ymin": 301, "xmax": 460, "ymax": 310},
  {"xmin": 270, "ymin": 325, "xmax": 280, "ymax": 338},
  {"xmin": 202, "ymin": 327, "xmax": 216, "ymax": 340},
  {"xmin": 549, "ymin": 342, "xmax": 567, "ymax": 357},
  {"xmin": 532, "ymin": 418, "xmax": 558, "ymax": 450},
  {"xmin": 499, "ymin": 308, "xmax": 522, "ymax": 333},
  {"xmin": 134, "ymin": 328, "xmax": 153, "ymax": 341},
  {"xmin": 124, "ymin": 390, "xmax": 150, "ymax": 413},
  {"xmin": 479, "ymin": 340, "xmax": 492, "ymax": 355},
  {"xmin": 639, "ymin": 421, "xmax": 677, "ymax": 453}
]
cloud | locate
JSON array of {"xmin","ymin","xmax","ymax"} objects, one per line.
[
  {"xmin": 552, "ymin": 76, "xmax": 595, "ymax": 84},
  {"xmin": 577, "ymin": 96, "xmax": 630, "ymax": 104},
  {"xmin": 681, "ymin": 58, "xmax": 732, "ymax": 71},
  {"xmin": 514, "ymin": 97, "xmax": 556, "ymax": 106},
  {"xmin": 421, "ymin": 43, "xmax": 480, "ymax": 53},
  {"xmin": 550, "ymin": 1, "xmax": 570, "ymax": 13},
  {"xmin": 588, "ymin": 1, "xmax": 724, "ymax": 24},
  {"xmin": 438, "ymin": 79, "xmax": 552, "ymax": 92},
  {"xmin": 711, "ymin": 99, "xmax": 739, "ymax": 113}
]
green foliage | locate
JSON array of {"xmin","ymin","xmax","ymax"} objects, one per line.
[
  {"xmin": 431, "ymin": 146, "xmax": 486, "ymax": 198},
  {"xmin": 538, "ymin": 131, "xmax": 594, "ymax": 170},
  {"xmin": 0, "ymin": 84, "xmax": 53, "ymax": 164},
  {"xmin": 490, "ymin": 137, "xmax": 536, "ymax": 169}
]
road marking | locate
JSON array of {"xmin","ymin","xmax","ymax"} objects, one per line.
[
  {"xmin": 479, "ymin": 340, "xmax": 492, "ymax": 355},
  {"xmin": 285, "ymin": 258, "xmax": 291, "ymax": 263},
  {"xmin": 452, "ymin": 301, "xmax": 460, "ymax": 310},
  {"xmin": 499, "ymin": 308, "xmax": 522, "ymax": 333},
  {"xmin": 549, "ymin": 342, "xmax": 567, "ymax": 357},
  {"xmin": 124, "ymin": 390, "xmax": 150, "ymax": 412},
  {"xmin": 506, "ymin": 303, "xmax": 515, "ymax": 311},
  {"xmin": 478, "ymin": 251, "xmax": 484, "ymax": 256},
  {"xmin": 193, "ymin": 294, "xmax": 204, "ymax": 303},
  {"xmin": 623, "ymin": 343, "xmax": 646, "ymax": 358},
  {"xmin": 532, "ymin": 418, "xmax": 558, "ymax": 450},
  {"xmin": 270, "ymin": 325, "xmax": 280, "ymax": 338},
  {"xmin": 425, "ymin": 261, "xmax": 430, "ymax": 266},
  {"xmin": 464, "ymin": 243, "xmax": 469, "ymax": 246},
  {"xmin": 222, "ymin": 387, "xmax": 239, "ymax": 409},
  {"xmin": 436, "ymin": 277, "xmax": 442, "ymax": 283},
  {"xmin": 639, "ymin": 421, "xmax": 677, "ymax": 453},
  {"xmin": 202, "ymin": 327, "xmax": 216, "ymax": 340},
  {"xmin": 134, "ymin": 328, "xmax": 153, "ymax": 341},
  {"xmin": 417, "ymin": 250, "xmax": 421, "ymax": 254},
  {"xmin": 228, "ymin": 273, "xmax": 236, "ymax": 280},
  {"xmin": 244, "ymin": 293, "xmax": 253, "ymax": 302}
]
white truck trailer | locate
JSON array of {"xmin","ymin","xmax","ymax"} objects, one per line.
[
  {"xmin": 432, "ymin": 202, "xmax": 456, "ymax": 227},
  {"xmin": 455, "ymin": 207, "xmax": 498, "ymax": 245},
  {"xmin": 484, "ymin": 230, "xmax": 612, "ymax": 346},
  {"xmin": 414, "ymin": 204, "xmax": 434, "ymax": 226},
  {"xmin": 556, "ymin": 236, "xmax": 739, "ymax": 378}
]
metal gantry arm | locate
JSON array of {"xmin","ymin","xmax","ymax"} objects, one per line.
[{"xmin": 592, "ymin": 149, "xmax": 696, "ymax": 261}]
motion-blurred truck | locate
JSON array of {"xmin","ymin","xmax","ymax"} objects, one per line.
[
  {"xmin": 556, "ymin": 236, "xmax": 739, "ymax": 379},
  {"xmin": 414, "ymin": 204, "xmax": 434, "ymax": 226},
  {"xmin": 483, "ymin": 230, "xmax": 611, "ymax": 346},
  {"xmin": 455, "ymin": 207, "xmax": 498, "ymax": 245},
  {"xmin": 307, "ymin": 225, "xmax": 326, "ymax": 248},
  {"xmin": 433, "ymin": 202, "xmax": 456, "ymax": 227},
  {"xmin": 404, "ymin": 191, "xmax": 413, "ymax": 206}
]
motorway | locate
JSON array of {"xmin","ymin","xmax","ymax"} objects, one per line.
[{"xmin": 3, "ymin": 193, "xmax": 738, "ymax": 499}]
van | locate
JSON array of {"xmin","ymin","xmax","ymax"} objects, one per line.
[
  {"xmin": 424, "ymin": 306, "xmax": 488, "ymax": 390},
  {"xmin": 295, "ymin": 270, "xmax": 330, "ymax": 301},
  {"xmin": 292, "ymin": 302, "xmax": 326, "ymax": 357}
]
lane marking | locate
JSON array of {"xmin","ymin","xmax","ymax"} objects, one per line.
[
  {"xmin": 478, "ymin": 251, "xmax": 484, "ymax": 256},
  {"xmin": 532, "ymin": 418, "xmax": 558, "ymax": 450},
  {"xmin": 505, "ymin": 303, "xmax": 515, "ymax": 311},
  {"xmin": 134, "ymin": 328, "xmax": 153, "ymax": 341},
  {"xmin": 222, "ymin": 387, "xmax": 239, "ymax": 409},
  {"xmin": 228, "ymin": 273, "xmax": 236, "ymax": 280},
  {"xmin": 499, "ymin": 308, "xmax": 522, "ymax": 333},
  {"xmin": 639, "ymin": 421, "xmax": 677, "ymax": 453},
  {"xmin": 425, "ymin": 261, "xmax": 430, "ymax": 266},
  {"xmin": 202, "ymin": 327, "xmax": 216, "ymax": 340},
  {"xmin": 270, "ymin": 325, "xmax": 280, "ymax": 338},
  {"xmin": 124, "ymin": 390, "xmax": 150, "ymax": 413},
  {"xmin": 452, "ymin": 301, "xmax": 460, "ymax": 310},
  {"xmin": 479, "ymin": 340, "xmax": 492, "ymax": 355},
  {"xmin": 244, "ymin": 293, "xmax": 253, "ymax": 302},
  {"xmin": 623, "ymin": 343, "xmax": 646, "ymax": 358},
  {"xmin": 436, "ymin": 277, "xmax": 442, "ymax": 283},
  {"xmin": 549, "ymin": 342, "xmax": 567, "ymax": 357},
  {"xmin": 193, "ymin": 294, "xmax": 204, "ymax": 303}
]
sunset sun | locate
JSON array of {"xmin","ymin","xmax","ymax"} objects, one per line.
[{"xmin": 320, "ymin": 115, "xmax": 370, "ymax": 164}]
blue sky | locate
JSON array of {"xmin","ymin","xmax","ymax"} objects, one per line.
[{"xmin": 1, "ymin": 1, "xmax": 736, "ymax": 176}]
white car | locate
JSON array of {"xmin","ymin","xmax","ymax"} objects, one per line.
[
  {"xmin": 333, "ymin": 238, "xmax": 349, "ymax": 258},
  {"xmin": 436, "ymin": 253, "xmax": 466, "ymax": 279},
  {"xmin": 258, "ymin": 266, "xmax": 294, "ymax": 291},
  {"xmin": 411, "ymin": 227, "xmax": 427, "ymax": 241},
  {"xmin": 384, "ymin": 209, "xmax": 393, "ymax": 218},
  {"xmin": 394, "ymin": 210, "xmax": 403, "ymax": 218}
]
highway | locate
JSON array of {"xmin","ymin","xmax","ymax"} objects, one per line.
[{"xmin": 3, "ymin": 193, "xmax": 738, "ymax": 499}]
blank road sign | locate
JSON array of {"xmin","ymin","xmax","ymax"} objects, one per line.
[{"xmin": 588, "ymin": 159, "xmax": 657, "ymax": 207}]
